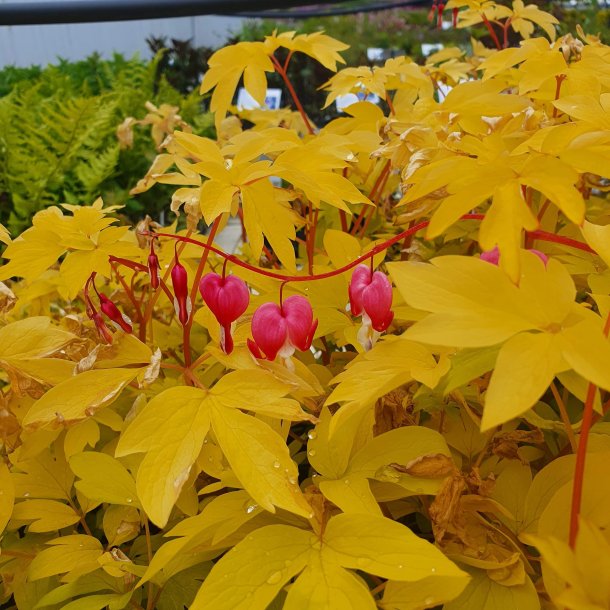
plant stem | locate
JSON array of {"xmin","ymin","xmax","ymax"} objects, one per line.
[
  {"xmin": 481, "ymin": 13, "xmax": 502, "ymax": 50},
  {"xmin": 270, "ymin": 55, "xmax": 315, "ymax": 135},
  {"xmin": 569, "ymin": 311, "xmax": 610, "ymax": 548},
  {"xmin": 144, "ymin": 519, "xmax": 155, "ymax": 610},
  {"xmin": 143, "ymin": 214, "xmax": 596, "ymax": 285},
  {"xmin": 550, "ymin": 381, "xmax": 577, "ymax": 453},
  {"xmin": 182, "ymin": 217, "xmax": 222, "ymax": 369}
]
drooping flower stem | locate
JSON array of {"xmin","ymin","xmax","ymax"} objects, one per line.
[
  {"xmin": 142, "ymin": 214, "xmax": 596, "ymax": 286},
  {"xmin": 183, "ymin": 216, "xmax": 222, "ymax": 368}
]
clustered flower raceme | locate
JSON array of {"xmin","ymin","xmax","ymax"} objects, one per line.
[{"xmin": 86, "ymin": 242, "xmax": 395, "ymax": 358}]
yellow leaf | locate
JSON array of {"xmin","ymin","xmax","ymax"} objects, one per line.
[
  {"xmin": 560, "ymin": 320, "xmax": 610, "ymax": 392},
  {"xmin": 0, "ymin": 462, "xmax": 15, "ymax": 535},
  {"xmin": 324, "ymin": 513, "xmax": 466, "ymax": 581},
  {"xmin": 11, "ymin": 449, "xmax": 73, "ymax": 500},
  {"xmin": 482, "ymin": 332, "xmax": 563, "ymax": 431},
  {"xmin": 210, "ymin": 405, "xmax": 312, "ymax": 518},
  {"xmin": 327, "ymin": 337, "xmax": 439, "ymax": 413},
  {"xmin": 318, "ymin": 426, "xmax": 452, "ymax": 514},
  {"xmin": 582, "ymin": 220, "xmax": 610, "ymax": 269},
  {"xmin": 22, "ymin": 368, "xmax": 139, "ymax": 429},
  {"xmin": 387, "ymin": 257, "xmax": 536, "ymax": 348},
  {"xmin": 190, "ymin": 524, "xmax": 311, "ymax": 610},
  {"xmin": 381, "ymin": 574, "xmax": 470, "ymax": 609},
  {"xmin": 200, "ymin": 42, "xmax": 274, "ymax": 130},
  {"xmin": 240, "ymin": 179, "xmax": 298, "ymax": 272},
  {"xmin": 116, "ymin": 386, "xmax": 209, "ymax": 527},
  {"xmin": 64, "ymin": 420, "xmax": 100, "ymax": 459},
  {"xmin": 0, "ymin": 317, "xmax": 75, "ymax": 360},
  {"xmin": 323, "ymin": 229, "xmax": 361, "ymax": 269},
  {"xmin": 285, "ymin": 557, "xmax": 376, "ymax": 610},
  {"xmin": 28, "ymin": 535, "xmax": 103, "ymax": 581},
  {"xmin": 11, "ymin": 499, "xmax": 80, "ymax": 532},
  {"xmin": 209, "ymin": 369, "xmax": 314, "ymax": 422},
  {"xmin": 444, "ymin": 566, "xmax": 539, "ymax": 610},
  {"xmin": 70, "ymin": 452, "xmax": 140, "ymax": 508}
]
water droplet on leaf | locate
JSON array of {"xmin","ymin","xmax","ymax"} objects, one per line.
[
  {"xmin": 307, "ymin": 430, "xmax": 317, "ymax": 440},
  {"xmin": 308, "ymin": 449, "xmax": 316, "ymax": 457},
  {"xmin": 266, "ymin": 571, "xmax": 282, "ymax": 585},
  {"xmin": 245, "ymin": 503, "xmax": 258, "ymax": 514},
  {"xmin": 273, "ymin": 461, "xmax": 281, "ymax": 469}
]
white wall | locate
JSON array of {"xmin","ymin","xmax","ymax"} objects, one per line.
[{"xmin": 0, "ymin": 0, "xmax": 244, "ymax": 67}]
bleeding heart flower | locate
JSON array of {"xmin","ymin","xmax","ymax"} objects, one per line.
[
  {"xmin": 481, "ymin": 246, "xmax": 548, "ymax": 266},
  {"xmin": 199, "ymin": 273, "xmax": 250, "ymax": 354},
  {"xmin": 249, "ymin": 295, "xmax": 318, "ymax": 366},
  {"xmin": 349, "ymin": 264, "xmax": 394, "ymax": 350},
  {"xmin": 98, "ymin": 294, "xmax": 133, "ymax": 334}
]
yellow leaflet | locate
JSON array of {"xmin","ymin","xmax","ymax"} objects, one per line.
[
  {"xmin": 538, "ymin": 450, "xmax": 610, "ymax": 542},
  {"xmin": 525, "ymin": 520, "xmax": 610, "ymax": 610},
  {"xmin": 210, "ymin": 405, "xmax": 312, "ymax": 519},
  {"xmin": 22, "ymin": 368, "xmax": 140, "ymax": 429},
  {"xmin": 482, "ymin": 332, "xmax": 563, "ymax": 430},
  {"xmin": 11, "ymin": 448, "xmax": 73, "ymax": 500},
  {"xmin": 582, "ymin": 220, "xmax": 610, "ymax": 269},
  {"xmin": 190, "ymin": 524, "xmax": 311, "ymax": 610},
  {"xmin": 209, "ymin": 368, "xmax": 314, "ymax": 422},
  {"xmin": 70, "ymin": 452, "xmax": 140, "ymax": 508},
  {"xmin": 28, "ymin": 535, "xmax": 103, "ymax": 582},
  {"xmin": 285, "ymin": 556, "xmax": 376, "ymax": 610},
  {"xmin": 200, "ymin": 42, "xmax": 274, "ymax": 130},
  {"xmin": 192, "ymin": 514, "xmax": 467, "ymax": 610},
  {"xmin": 0, "ymin": 317, "xmax": 75, "ymax": 360},
  {"xmin": 11, "ymin": 499, "xmax": 80, "ymax": 532},
  {"xmin": 266, "ymin": 31, "xmax": 348, "ymax": 72},
  {"xmin": 381, "ymin": 574, "xmax": 470, "ymax": 610},
  {"xmin": 444, "ymin": 566, "xmax": 539, "ymax": 610},
  {"xmin": 327, "ymin": 337, "xmax": 439, "ymax": 413},
  {"xmin": 317, "ymin": 426, "xmax": 452, "ymax": 514},
  {"xmin": 116, "ymin": 386, "xmax": 209, "ymax": 527},
  {"xmin": 0, "ymin": 462, "xmax": 15, "ymax": 534}
]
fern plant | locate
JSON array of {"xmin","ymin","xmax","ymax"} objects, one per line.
[{"xmin": 0, "ymin": 54, "xmax": 214, "ymax": 232}]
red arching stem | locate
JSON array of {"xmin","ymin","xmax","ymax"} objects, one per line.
[
  {"xmin": 270, "ymin": 55, "xmax": 315, "ymax": 135},
  {"xmin": 502, "ymin": 17, "xmax": 512, "ymax": 48},
  {"xmin": 569, "ymin": 311, "xmax": 610, "ymax": 548},
  {"xmin": 141, "ymin": 214, "xmax": 597, "ymax": 284},
  {"xmin": 481, "ymin": 13, "xmax": 502, "ymax": 50}
]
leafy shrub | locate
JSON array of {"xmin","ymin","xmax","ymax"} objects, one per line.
[
  {"xmin": 0, "ymin": 54, "xmax": 214, "ymax": 232},
  {"xmin": 2, "ymin": 2, "xmax": 610, "ymax": 609}
]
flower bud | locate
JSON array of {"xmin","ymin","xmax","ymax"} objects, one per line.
[
  {"xmin": 148, "ymin": 243, "xmax": 160, "ymax": 289},
  {"xmin": 92, "ymin": 311, "xmax": 114, "ymax": 344},
  {"xmin": 199, "ymin": 272, "xmax": 250, "ymax": 354},
  {"xmin": 250, "ymin": 295, "xmax": 318, "ymax": 362},
  {"xmin": 171, "ymin": 258, "xmax": 191, "ymax": 326},
  {"xmin": 99, "ymin": 294, "xmax": 133, "ymax": 333}
]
